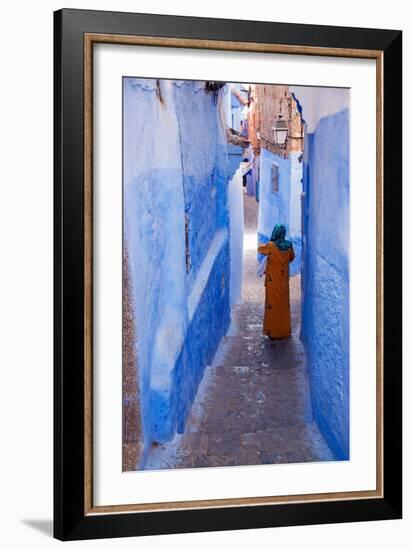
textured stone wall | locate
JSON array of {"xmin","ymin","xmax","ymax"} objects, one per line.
[
  {"xmin": 123, "ymin": 78, "xmax": 231, "ymax": 463},
  {"xmin": 250, "ymin": 85, "xmax": 304, "ymax": 156},
  {"xmin": 122, "ymin": 246, "xmax": 142, "ymax": 471}
]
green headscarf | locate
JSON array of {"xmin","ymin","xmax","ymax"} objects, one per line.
[{"xmin": 270, "ymin": 223, "xmax": 292, "ymax": 251}]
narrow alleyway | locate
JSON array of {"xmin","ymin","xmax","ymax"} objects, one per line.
[{"xmin": 145, "ymin": 195, "xmax": 333, "ymax": 470}]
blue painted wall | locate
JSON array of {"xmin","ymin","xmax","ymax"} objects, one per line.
[
  {"xmin": 301, "ymin": 109, "xmax": 350, "ymax": 460},
  {"xmin": 123, "ymin": 79, "xmax": 230, "ymax": 463},
  {"xmin": 257, "ymin": 148, "xmax": 302, "ymax": 275},
  {"xmin": 173, "ymin": 81, "xmax": 229, "ymax": 290},
  {"xmin": 173, "ymin": 237, "xmax": 230, "ymax": 434}
]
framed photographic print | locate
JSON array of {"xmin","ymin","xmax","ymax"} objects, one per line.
[{"xmin": 54, "ymin": 8, "xmax": 402, "ymax": 541}]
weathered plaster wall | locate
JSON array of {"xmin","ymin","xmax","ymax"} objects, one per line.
[
  {"xmin": 295, "ymin": 88, "xmax": 350, "ymax": 460},
  {"xmin": 123, "ymin": 78, "xmax": 230, "ymax": 463}
]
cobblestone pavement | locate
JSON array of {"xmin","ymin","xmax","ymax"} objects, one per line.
[{"xmin": 145, "ymin": 194, "xmax": 333, "ymax": 470}]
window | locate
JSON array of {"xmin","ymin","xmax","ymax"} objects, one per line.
[{"xmin": 271, "ymin": 163, "xmax": 279, "ymax": 192}]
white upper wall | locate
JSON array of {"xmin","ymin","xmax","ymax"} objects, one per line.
[
  {"xmin": 290, "ymin": 86, "xmax": 349, "ymax": 133},
  {"xmin": 222, "ymin": 84, "xmax": 233, "ymax": 128}
]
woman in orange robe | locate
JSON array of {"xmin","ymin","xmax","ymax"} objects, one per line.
[{"xmin": 258, "ymin": 224, "xmax": 295, "ymax": 339}]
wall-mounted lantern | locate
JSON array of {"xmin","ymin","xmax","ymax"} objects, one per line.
[{"xmin": 272, "ymin": 115, "xmax": 288, "ymax": 147}]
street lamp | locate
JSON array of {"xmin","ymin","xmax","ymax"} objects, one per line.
[{"xmin": 272, "ymin": 115, "xmax": 288, "ymax": 147}]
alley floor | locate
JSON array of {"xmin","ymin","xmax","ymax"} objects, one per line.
[{"xmin": 145, "ymin": 194, "xmax": 334, "ymax": 470}]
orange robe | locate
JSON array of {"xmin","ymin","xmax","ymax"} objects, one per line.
[{"xmin": 258, "ymin": 241, "xmax": 295, "ymax": 338}]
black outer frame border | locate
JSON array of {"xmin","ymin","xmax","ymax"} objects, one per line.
[{"xmin": 53, "ymin": 8, "xmax": 402, "ymax": 541}]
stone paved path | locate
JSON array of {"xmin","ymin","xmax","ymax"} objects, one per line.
[{"xmin": 145, "ymin": 194, "xmax": 333, "ymax": 469}]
